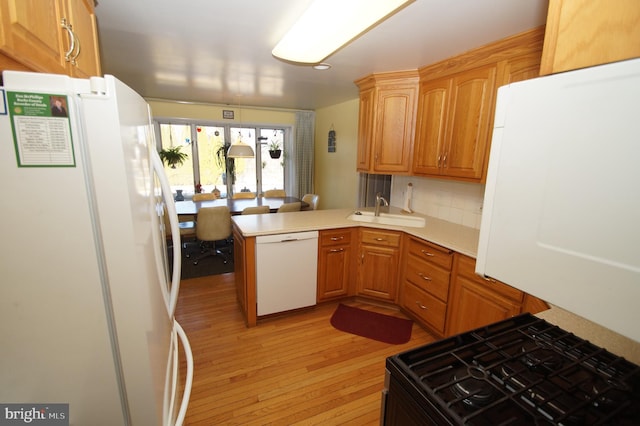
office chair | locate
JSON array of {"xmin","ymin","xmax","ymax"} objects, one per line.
[
  {"xmin": 277, "ymin": 202, "xmax": 301, "ymax": 213},
  {"xmin": 192, "ymin": 192, "xmax": 219, "ymax": 201},
  {"xmin": 301, "ymin": 194, "xmax": 319, "ymax": 210},
  {"xmin": 241, "ymin": 206, "xmax": 271, "ymax": 215},
  {"xmin": 232, "ymin": 192, "xmax": 256, "ymax": 199},
  {"xmin": 263, "ymin": 189, "xmax": 286, "ymax": 197},
  {"xmin": 192, "ymin": 206, "xmax": 232, "ymax": 265},
  {"xmin": 163, "ymin": 207, "xmax": 196, "ymax": 249}
]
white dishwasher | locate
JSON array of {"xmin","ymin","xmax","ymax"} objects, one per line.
[{"xmin": 255, "ymin": 230, "xmax": 318, "ymax": 316}]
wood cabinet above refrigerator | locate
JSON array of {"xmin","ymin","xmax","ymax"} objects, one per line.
[{"xmin": 540, "ymin": 0, "xmax": 640, "ymax": 75}]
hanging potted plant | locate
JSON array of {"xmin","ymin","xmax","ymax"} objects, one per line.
[
  {"xmin": 215, "ymin": 142, "xmax": 236, "ymax": 184},
  {"xmin": 159, "ymin": 146, "xmax": 188, "ymax": 168},
  {"xmin": 268, "ymin": 141, "xmax": 282, "ymax": 159}
]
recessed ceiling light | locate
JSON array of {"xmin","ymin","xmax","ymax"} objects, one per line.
[
  {"xmin": 272, "ymin": 0, "xmax": 414, "ymax": 64},
  {"xmin": 313, "ymin": 63, "xmax": 331, "ymax": 70}
]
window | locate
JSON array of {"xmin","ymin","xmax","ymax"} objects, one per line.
[{"xmin": 155, "ymin": 120, "xmax": 289, "ymax": 198}]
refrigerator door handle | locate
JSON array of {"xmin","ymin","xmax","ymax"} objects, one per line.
[
  {"xmin": 151, "ymin": 150, "xmax": 182, "ymax": 317},
  {"xmin": 166, "ymin": 320, "xmax": 193, "ymax": 426},
  {"xmin": 174, "ymin": 320, "xmax": 193, "ymax": 426}
]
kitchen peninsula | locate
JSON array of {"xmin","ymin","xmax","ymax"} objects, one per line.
[
  {"xmin": 233, "ymin": 208, "xmax": 514, "ymax": 325},
  {"xmin": 232, "ymin": 208, "xmax": 640, "ymax": 364}
]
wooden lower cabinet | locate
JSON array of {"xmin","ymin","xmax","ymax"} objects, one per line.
[
  {"xmin": 400, "ymin": 236, "xmax": 452, "ymax": 336},
  {"xmin": 233, "ymin": 225, "xmax": 257, "ymax": 327},
  {"xmin": 317, "ymin": 228, "xmax": 355, "ymax": 302},
  {"xmin": 446, "ymin": 253, "xmax": 523, "ymax": 335},
  {"xmin": 356, "ymin": 228, "xmax": 402, "ymax": 302},
  {"xmin": 233, "ymin": 225, "xmax": 548, "ymax": 331}
]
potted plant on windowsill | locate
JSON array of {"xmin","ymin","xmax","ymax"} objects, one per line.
[
  {"xmin": 268, "ymin": 141, "xmax": 282, "ymax": 159},
  {"xmin": 159, "ymin": 146, "xmax": 188, "ymax": 168}
]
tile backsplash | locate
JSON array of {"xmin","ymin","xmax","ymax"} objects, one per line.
[{"xmin": 391, "ymin": 175, "xmax": 485, "ymax": 229}]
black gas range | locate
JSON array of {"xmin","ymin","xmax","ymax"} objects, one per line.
[{"xmin": 381, "ymin": 313, "xmax": 640, "ymax": 425}]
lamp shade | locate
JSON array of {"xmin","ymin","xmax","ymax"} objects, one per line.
[{"xmin": 227, "ymin": 141, "xmax": 255, "ymax": 158}]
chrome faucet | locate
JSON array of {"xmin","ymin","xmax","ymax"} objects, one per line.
[{"xmin": 374, "ymin": 192, "xmax": 389, "ymax": 217}]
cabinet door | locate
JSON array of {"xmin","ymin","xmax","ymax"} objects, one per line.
[
  {"xmin": 357, "ymin": 244, "xmax": 399, "ymax": 301},
  {"xmin": 356, "ymin": 88, "xmax": 375, "ymax": 171},
  {"xmin": 372, "ymin": 85, "xmax": 416, "ymax": 173},
  {"xmin": 0, "ymin": 0, "xmax": 68, "ymax": 73},
  {"xmin": 233, "ymin": 227, "xmax": 247, "ymax": 314},
  {"xmin": 317, "ymin": 244, "xmax": 352, "ymax": 301},
  {"xmin": 498, "ymin": 52, "xmax": 541, "ymax": 85},
  {"xmin": 412, "ymin": 77, "xmax": 451, "ymax": 175},
  {"xmin": 64, "ymin": 0, "xmax": 101, "ymax": 77},
  {"xmin": 443, "ymin": 65, "xmax": 496, "ymax": 180},
  {"xmin": 540, "ymin": 0, "xmax": 640, "ymax": 75},
  {"xmin": 447, "ymin": 275, "xmax": 521, "ymax": 335},
  {"xmin": 317, "ymin": 229, "xmax": 354, "ymax": 302}
]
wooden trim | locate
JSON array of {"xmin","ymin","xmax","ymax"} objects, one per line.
[
  {"xmin": 418, "ymin": 27, "xmax": 545, "ymax": 79},
  {"xmin": 0, "ymin": 52, "xmax": 33, "ymax": 73}
]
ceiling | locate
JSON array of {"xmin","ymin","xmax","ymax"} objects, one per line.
[{"xmin": 94, "ymin": 0, "xmax": 549, "ymax": 111}]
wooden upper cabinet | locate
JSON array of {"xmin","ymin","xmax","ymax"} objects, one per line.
[
  {"xmin": 355, "ymin": 71, "xmax": 418, "ymax": 174},
  {"xmin": 412, "ymin": 77, "xmax": 450, "ymax": 175},
  {"xmin": 444, "ymin": 65, "xmax": 496, "ymax": 180},
  {"xmin": 413, "ymin": 65, "xmax": 496, "ymax": 180},
  {"xmin": 0, "ymin": 0, "xmax": 101, "ymax": 76},
  {"xmin": 413, "ymin": 28, "xmax": 544, "ymax": 182},
  {"xmin": 0, "ymin": 0, "xmax": 68, "ymax": 74},
  {"xmin": 356, "ymin": 87, "xmax": 375, "ymax": 171},
  {"xmin": 540, "ymin": 0, "xmax": 640, "ymax": 75},
  {"xmin": 65, "ymin": 0, "xmax": 101, "ymax": 78}
]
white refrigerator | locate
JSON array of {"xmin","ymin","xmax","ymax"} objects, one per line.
[
  {"xmin": 476, "ymin": 58, "xmax": 640, "ymax": 343},
  {"xmin": 0, "ymin": 71, "xmax": 193, "ymax": 425}
]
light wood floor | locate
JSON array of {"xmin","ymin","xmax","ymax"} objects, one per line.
[{"xmin": 175, "ymin": 273, "xmax": 436, "ymax": 425}]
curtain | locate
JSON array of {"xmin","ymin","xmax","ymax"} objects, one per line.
[{"xmin": 291, "ymin": 111, "xmax": 315, "ymax": 198}]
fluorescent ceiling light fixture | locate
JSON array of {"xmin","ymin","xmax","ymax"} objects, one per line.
[{"xmin": 272, "ymin": 0, "xmax": 414, "ymax": 64}]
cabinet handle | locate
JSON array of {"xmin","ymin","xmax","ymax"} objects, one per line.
[
  {"xmin": 61, "ymin": 19, "xmax": 76, "ymax": 64},
  {"xmin": 330, "ymin": 236, "xmax": 344, "ymax": 241},
  {"xmin": 415, "ymin": 301, "xmax": 428, "ymax": 310},
  {"xmin": 329, "ymin": 248, "xmax": 344, "ymax": 253},
  {"xmin": 442, "ymin": 152, "xmax": 448, "ymax": 168},
  {"xmin": 437, "ymin": 155, "xmax": 441, "ymax": 167},
  {"xmin": 417, "ymin": 272, "xmax": 432, "ymax": 281},
  {"xmin": 420, "ymin": 250, "xmax": 434, "ymax": 257},
  {"xmin": 483, "ymin": 277, "xmax": 497, "ymax": 283},
  {"xmin": 72, "ymin": 32, "xmax": 82, "ymax": 64},
  {"xmin": 60, "ymin": 18, "xmax": 80, "ymax": 65},
  {"xmin": 374, "ymin": 237, "xmax": 387, "ymax": 242}
]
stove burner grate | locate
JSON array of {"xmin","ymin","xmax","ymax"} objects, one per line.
[
  {"xmin": 450, "ymin": 366, "xmax": 496, "ymax": 407},
  {"xmin": 388, "ymin": 314, "xmax": 640, "ymax": 425}
]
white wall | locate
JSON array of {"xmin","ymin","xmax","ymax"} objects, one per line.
[{"xmin": 391, "ymin": 175, "xmax": 485, "ymax": 229}]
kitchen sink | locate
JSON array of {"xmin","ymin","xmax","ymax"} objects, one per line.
[{"xmin": 347, "ymin": 211, "xmax": 426, "ymax": 228}]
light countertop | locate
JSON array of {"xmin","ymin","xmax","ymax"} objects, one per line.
[{"xmin": 231, "ymin": 206, "xmax": 480, "ymax": 257}]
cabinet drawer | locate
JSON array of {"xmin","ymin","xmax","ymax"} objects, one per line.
[
  {"xmin": 361, "ymin": 228, "xmax": 401, "ymax": 247},
  {"xmin": 402, "ymin": 282, "xmax": 447, "ymax": 334},
  {"xmin": 456, "ymin": 254, "xmax": 524, "ymax": 302},
  {"xmin": 405, "ymin": 254, "xmax": 450, "ymax": 302},
  {"xmin": 320, "ymin": 229, "xmax": 352, "ymax": 246},
  {"xmin": 407, "ymin": 237, "xmax": 452, "ymax": 269}
]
